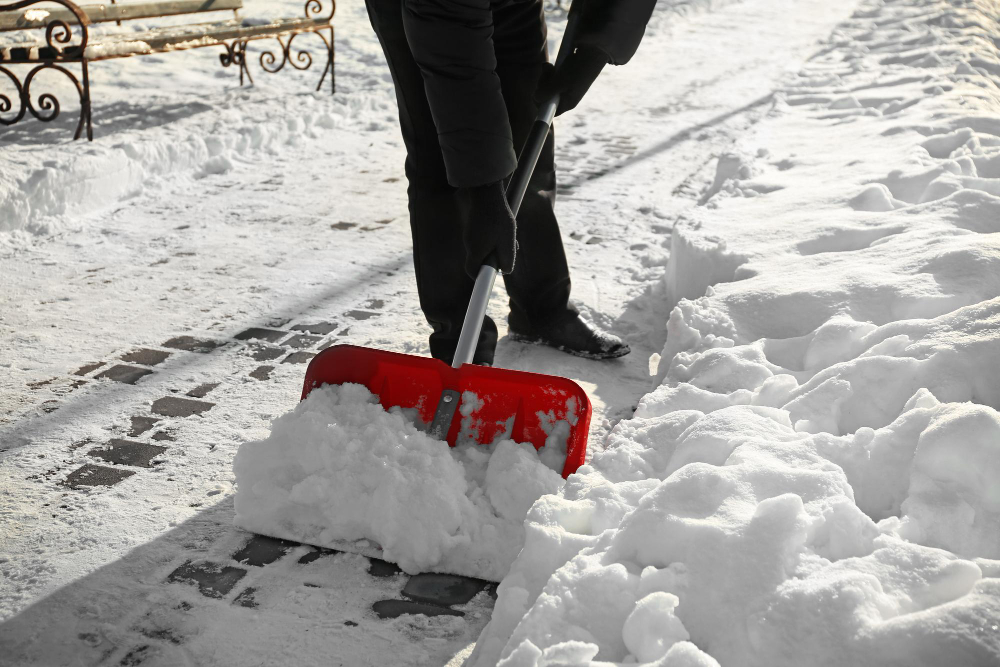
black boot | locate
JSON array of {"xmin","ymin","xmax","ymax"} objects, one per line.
[{"xmin": 508, "ymin": 311, "xmax": 630, "ymax": 360}]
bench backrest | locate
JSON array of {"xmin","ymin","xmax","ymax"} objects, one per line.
[{"xmin": 0, "ymin": 0, "xmax": 244, "ymax": 32}]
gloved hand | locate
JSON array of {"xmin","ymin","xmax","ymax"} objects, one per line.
[
  {"xmin": 534, "ymin": 46, "xmax": 608, "ymax": 116},
  {"xmin": 462, "ymin": 180, "xmax": 518, "ymax": 279}
]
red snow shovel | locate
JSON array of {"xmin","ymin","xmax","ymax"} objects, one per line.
[{"xmin": 301, "ymin": 7, "xmax": 592, "ymax": 478}]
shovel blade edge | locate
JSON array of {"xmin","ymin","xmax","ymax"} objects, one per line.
[{"xmin": 302, "ymin": 345, "xmax": 591, "ymax": 478}]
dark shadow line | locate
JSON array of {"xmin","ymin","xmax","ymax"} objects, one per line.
[
  {"xmin": 559, "ymin": 92, "xmax": 775, "ymax": 192},
  {"xmin": 0, "ymin": 251, "xmax": 413, "ymax": 454}
]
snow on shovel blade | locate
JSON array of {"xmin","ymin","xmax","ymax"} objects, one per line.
[{"xmin": 302, "ymin": 345, "xmax": 591, "ymax": 478}]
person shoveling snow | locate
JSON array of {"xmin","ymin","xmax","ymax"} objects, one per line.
[
  {"xmin": 233, "ymin": 0, "xmax": 664, "ymax": 584},
  {"xmin": 234, "ymin": 382, "xmax": 569, "ymax": 581},
  {"xmin": 364, "ymin": 0, "xmax": 657, "ymax": 365}
]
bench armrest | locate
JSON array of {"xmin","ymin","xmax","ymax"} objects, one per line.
[{"xmin": 0, "ymin": 0, "xmax": 91, "ymax": 58}]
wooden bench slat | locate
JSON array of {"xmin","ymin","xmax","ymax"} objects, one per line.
[
  {"xmin": 96, "ymin": 17, "xmax": 327, "ymax": 60},
  {"xmin": 0, "ymin": 16, "xmax": 333, "ymax": 62},
  {"xmin": 0, "ymin": 0, "xmax": 244, "ymax": 32}
]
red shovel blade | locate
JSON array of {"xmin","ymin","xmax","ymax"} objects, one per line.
[{"xmin": 301, "ymin": 345, "xmax": 591, "ymax": 478}]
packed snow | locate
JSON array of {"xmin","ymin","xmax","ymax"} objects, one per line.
[
  {"xmin": 467, "ymin": 0, "xmax": 1000, "ymax": 664},
  {"xmin": 2, "ymin": 0, "xmax": 999, "ymax": 665},
  {"xmin": 234, "ymin": 382, "xmax": 565, "ymax": 580}
]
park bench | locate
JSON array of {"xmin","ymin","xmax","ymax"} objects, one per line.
[{"xmin": 0, "ymin": 0, "xmax": 335, "ymax": 140}]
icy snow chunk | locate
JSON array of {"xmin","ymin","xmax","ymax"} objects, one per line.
[
  {"xmin": 849, "ymin": 184, "xmax": 900, "ymax": 212},
  {"xmin": 622, "ymin": 592, "xmax": 689, "ymax": 662},
  {"xmin": 657, "ymin": 642, "xmax": 721, "ymax": 667},
  {"xmin": 234, "ymin": 383, "xmax": 565, "ymax": 580},
  {"xmin": 486, "ymin": 441, "xmax": 565, "ymax": 522}
]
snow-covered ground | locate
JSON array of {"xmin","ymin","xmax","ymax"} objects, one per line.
[{"xmin": 2, "ymin": 0, "xmax": 999, "ymax": 665}]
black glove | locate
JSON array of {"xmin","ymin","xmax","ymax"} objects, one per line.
[
  {"xmin": 534, "ymin": 46, "xmax": 608, "ymax": 116},
  {"xmin": 462, "ymin": 180, "xmax": 518, "ymax": 279}
]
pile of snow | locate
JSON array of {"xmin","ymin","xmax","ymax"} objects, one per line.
[
  {"xmin": 234, "ymin": 383, "xmax": 565, "ymax": 581},
  {"xmin": 467, "ymin": 0, "xmax": 1000, "ymax": 664}
]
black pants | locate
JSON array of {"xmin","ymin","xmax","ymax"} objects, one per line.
[{"xmin": 365, "ymin": 0, "xmax": 573, "ymax": 365}]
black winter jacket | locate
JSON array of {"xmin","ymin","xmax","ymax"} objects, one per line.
[{"xmin": 401, "ymin": 0, "xmax": 657, "ymax": 188}]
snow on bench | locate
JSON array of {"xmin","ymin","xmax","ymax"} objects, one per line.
[{"xmin": 0, "ymin": 0, "xmax": 335, "ymax": 140}]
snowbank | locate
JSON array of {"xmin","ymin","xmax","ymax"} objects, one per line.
[
  {"xmin": 234, "ymin": 383, "xmax": 565, "ymax": 581},
  {"xmin": 470, "ymin": 0, "xmax": 1000, "ymax": 664}
]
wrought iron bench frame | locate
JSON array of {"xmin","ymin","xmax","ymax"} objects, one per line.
[{"xmin": 0, "ymin": 0, "xmax": 335, "ymax": 141}]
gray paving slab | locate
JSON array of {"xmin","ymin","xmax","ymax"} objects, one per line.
[
  {"xmin": 151, "ymin": 396, "xmax": 214, "ymax": 417},
  {"xmin": 249, "ymin": 365, "xmax": 274, "ymax": 380},
  {"xmin": 128, "ymin": 416, "xmax": 160, "ymax": 437},
  {"xmin": 186, "ymin": 383, "xmax": 219, "ymax": 398},
  {"xmin": 372, "ymin": 600, "xmax": 464, "ymax": 619},
  {"xmin": 291, "ymin": 322, "xmax": 337, "ymax": 335},
  {"xmin": 234, "ymin": 328, "xmax": 287, "ymax": 343},
  {"xmin": 282, "ymin": 334, "xmax": 323, "ymax": 349},
  {"xmin": 88, "ymin": 439, "xmax": 167, "ymax": 468},
  {"xmin": 281, "ymin": 351, "xmax": 315, "ymax": 365},
  {"xmin": 166, "ymin": 561, "xmax": 247, "ymax": 599},
  {"xmin": 74, "ymin": 361, "xmax": 106, "ymax": 376},
  {"xmin": 232, "ymin": 535, "xmax": 297, "ymax": 567},
  {"xmin": 162, "ymin": 336, "xmax": 225, "ymax": 353},
  {"xmin": 120, "ymin": 348, "xmax": 171, "ymax": 366},
  {"xmin": 64, "ymin": 464, "xmax": 136, "ymax": 488},
  {"xmin": 402, "ymin": 573, "xmax": 490, "ymax": 607},
  {"xmin": 95, "ymin": 365, "xmax": 153, "ymax": 385}
]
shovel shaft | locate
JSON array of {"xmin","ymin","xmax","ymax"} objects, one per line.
[{"xmin": 452, "ymin": 4, "xmax": 583, "ymax": 369}]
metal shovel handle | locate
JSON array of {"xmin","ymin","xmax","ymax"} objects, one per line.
[{"xmin": 452, "ymin": 3, "xmax": 585, "ymax": 368}]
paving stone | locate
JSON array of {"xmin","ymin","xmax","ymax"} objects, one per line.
[
  {"xmin": 372, "ymin": 599, "xmax": 464, "ymax": 620},
  {"xmin": 151, "ymin": 396, "xmax": 214, "ymax": 418},
  {"xmin": 74, "ymin": 361, "xmax": 105, "ymax": 376},
  {"xmin": 337, "ymin": 327, "xmax": 351, "ymax": 337},
  {"xmin": 401, "ymin": 573, "xmax": 490, "ymax": 607},
  {"xmin": 234, "ymin": 328, "xmax": 287, "ymax": 343},
  {"xmin": 291, "ymin": 322, "xmax": 337, "ymax": 335},
  {"xmin": 69, "ymin": 438, "xmax": 94, "ymax": 451},
  {"xmin": 64, "ymin": 464, "xmax": 136, "ymax": 488},
  {"xmin": 282, "ymin": 334, "xmax": 322, "ymax": 349},
  {"xmin": 345, "ymin": 310, "xmax": 378, "ymax": 321},
  {"xmin": 120, "ymin": 349, "xmax": 171, "ymax": 366},
  {"xmin": 162, "ymin": 336, "xmax": 225, "ymax": 353},
  {"xmin": 186, "ymin": 382, "xmax": 220, "ymax": 398},
  {"xmin": 166, "ymin": 561, "xmax": 247, "ymax": 599},
  {"xmin": 281, "ymin": 351, "xmax": 315, "ymax": 365},
  {"xmin": 233, "ymin": 587, "xmax": 258, "ymax": 609},
  {"xmin": 245, "ymin": 343, "xmax": 284, "ymax": 361},
  {"xmin": 40, "ymin": 401, "xmax": 60, "ymax": 413},
  {"xmin": 151, "ymin": 431, "xmax": 175, "ymax": 442},
  {"xmin": 88, "ymin": 439, "xmax": 167, "ymax": 468},
  {"xmin": 138, "ymin": 627, "xmax": 183, "ymax": 645},
  {"xmin": 119, "ymin": 645, "xmax": 153, "ymax": 666},
  {"xmin": 367, "ymin": 558, "xmax": 403, "ymax": 578},
  {"xmin": 232, "ymin": 535, "xmax": 297, "ymax": 567},
  {"xmin": 128, "ymin": 416, "xmax": 160, "ymax": 437},
  {"xmin": 298, "ymin": 547, "xmax": 340, "ymax": 565},
  {"xmin": 249, "ymin": 365, "xmax": 274, "ymax": 381},
  {"xmin": 363, "ymin": 299, "xmax": 385, "ymax": 309},
  {"xmin": 95, "ymin": 365, "xmax": 153, "ymax": 385}
]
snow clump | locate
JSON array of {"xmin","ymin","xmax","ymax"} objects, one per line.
[{"xmin": 233, "ymin": 382, "xmax": 565, "ymax": 581}]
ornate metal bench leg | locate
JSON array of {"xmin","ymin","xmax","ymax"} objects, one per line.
[
  {"xmin": 220, "ymin": 40, "xmax": 253, "ymax": 87},
  {"xmin": 76, "ymin": 59, "xmax": 93, "ymax": 141},
  {"xmin": 239, "ymin": 40, "xmax": 253, "ymax": 86},
  {"xmin": 316, "ymin": 25, "xmax": 334, "ymax": 95}
]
